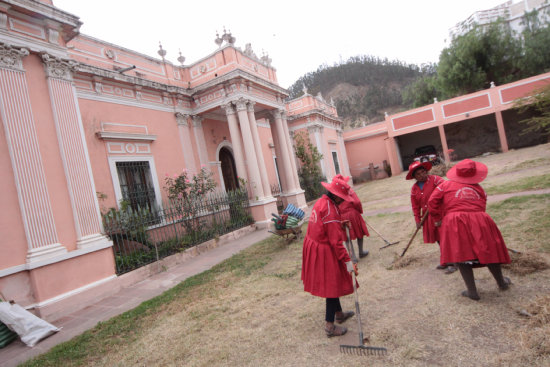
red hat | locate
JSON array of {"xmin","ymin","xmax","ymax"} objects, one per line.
[
  {"xmin": 333, "ymin": 174, "xmax": 350, "ymax": 183},
  {"xmin": 447, "ymin": 159, "xmax": 488, "ymax": 184},
  {"xmin": 406, "ymin": 161, "xmax": 432, "ymax": 180},
  {"xmin": 321, "ymin": 178, "xmax": 354, "ymax": 202}
]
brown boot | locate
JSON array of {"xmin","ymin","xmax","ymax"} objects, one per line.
[
  {"xmin": 325, "ymin": 324, "xmax": 348, "ymax": 337},
  {"xmin": 335, "ymin": 311, "xmax": 355, "ymax": 324}
]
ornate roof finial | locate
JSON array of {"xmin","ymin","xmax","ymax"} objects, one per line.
[
  {"xmin": 215, "ymin": 31, "xmax": 223, "ymax": 47},
  {"xmin": 157, "ymin": 42, "xmax": 166, "ymax": 59},
  {"xmin": 302, "ymin": 83, "xmax": 308, "ymax": 95},
  {"xmin": 227, "ymin": 29, "xmax": 236, "ymax": 45},
  {"xmin": 177, "ymin": 49, "xmax": 185, "ymax": 66}
]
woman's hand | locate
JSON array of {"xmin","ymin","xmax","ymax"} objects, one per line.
[
  {"xmin": 346, "ymin": 261, "xmax": 358, "ymax": 275},
  {"xmin": 341, "ymin": 220, "xmax": 350, "ymax": 229},
  {"xmin": 416, "ymin": 221, "xmax": 421, "ymax": 229}
]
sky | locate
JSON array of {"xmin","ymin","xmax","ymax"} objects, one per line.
[{"xmin": 52, "ymin": 0, "xmax": 509, "ymax": 88}]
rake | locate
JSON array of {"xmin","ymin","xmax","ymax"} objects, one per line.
[
  {"xmin": 340, "ymin": 226, "xmax": 388, "ymax": 356},
  {"xmin": 363, "ymin": 219, "xmax": 400, "ymax": 250}
]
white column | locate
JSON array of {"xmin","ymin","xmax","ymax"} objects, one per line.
[
  {"xmin": 272, "ymin": 109, "xmax": 297, "ymax": 192},
  {"xmin": 175, "ymin": 112, "xmax": 197, "ymax": 172},
  {"xmin": 0, "ymin": 45, "xmax": 65, "ymax": 261},
  {"xmin": 281, "ymin": 112, "xmax": 300, "ymax": 191},
  {"xmin": 337, "ymin": 129, "xmax": 352, "ymax": 179},
  {"xmin": 269, "ymin": 118, "xmax": 289, "ymax": 192},
  {"xmin": 308, "ymin": 124, "xmax": 326, "ymax": 178},
  {"xmin": 247, "ymin": 101, "xmax": 272, "ymax": 198},
  {"xmin": 42, "ymin": 53, "xmax": 110, "ymax": 250},
  {"xmin": 192, "ymin": 115, "xmax": 210, "ymax": 171},
  {"xmin": 222, "ymin": 103, "xmax": 248, "ymax": 182},
  {"xmin": 235, "ymin": 98, "xmax": 264, "ymax": 199}
]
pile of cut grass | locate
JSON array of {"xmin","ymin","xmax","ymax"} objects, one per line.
[
  {"xmin": 504, "ymin": 252, "xmax": 550, "ymax": 275},
  {"xmin": 518, "ymin": 295, "xmax": 550, "ymax": 357}
]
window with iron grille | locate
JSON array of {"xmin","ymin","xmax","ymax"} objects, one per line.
[
  {"xmin": 332, "ymin": 151, "xmax": 341, "ymax": 175},
  {"xmin": 115, "ymin": 161, "xmax": 157, "ymax": 212}
]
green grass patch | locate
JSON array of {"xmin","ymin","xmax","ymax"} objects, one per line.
[
  {"xmin": 488, "ymin": 194, "xmax": 550, "ymax": 253},
  {"xmin": 485, "ymin": 174, "xmax": 550, "ymax": 195},
  {"xmin": 495, "ymin": 157, "xmax": 550, "ymax": 175},
  {"xmin": 21, "ymin": 235, "xmax": 286, "ymax": 367}
]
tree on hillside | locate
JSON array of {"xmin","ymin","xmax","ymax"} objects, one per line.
[
  {"xmin": 517, "ymin": 8, "xmax": 550, "ymax": 78},
  {"xmin": 515, "ymin": 84, "xmax": 550, "ymax": 135},
  {"xmin": 287, "ymin": 55, "xmax": 420, "ymax": 126},
  {"xmin": 437, "ymin": 20, "xmax": 521, "ymax": 98},
  {"xmin": 402, "ymin": 63, "xmax": 439, "ymax": 108}
]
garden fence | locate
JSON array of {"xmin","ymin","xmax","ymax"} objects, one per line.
[{"xmin": 103, "ymin": 188, "xmax": 253, "ymax": 274}]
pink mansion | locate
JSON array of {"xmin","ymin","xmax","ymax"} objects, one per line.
[
  {"xmin": 0, "ymin": 0, "xmax": 349, "ymax": 318},
  {"xmin": 0, "ymin": 0, "xmax": 548, "ymax": 321}
]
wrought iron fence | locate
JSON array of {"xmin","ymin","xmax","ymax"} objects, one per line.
[
  {"xmin": 270, "ymin": 183, "xmax": 284, "ymax": 213},
  {"xmin": 103, "ymin": 188, "xmax": 253, "ymax": 275}
]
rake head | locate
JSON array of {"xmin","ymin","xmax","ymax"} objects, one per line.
[
  {"xmin": 379, "ymin": 240, "xmax": 400, "ymax": 250},
  {"xmin": 340, "ymin": 344, "xmax": 387, "ymax": 356}
]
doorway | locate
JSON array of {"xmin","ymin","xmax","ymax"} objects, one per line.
[{"xmin": 219, "ymin": 147, "xmax": 239, "ymax": 191}]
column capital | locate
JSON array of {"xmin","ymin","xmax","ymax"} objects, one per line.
[
  {"xmin": 270, "ymin": 108, "xmax": 284, "ymax": 120},
  {"xmin": 41, "ymin": 53, "xmax": 78, "ymax": 81},
  {"xmin": 175, "ymin": 112, "xmax": 190, "ymax": 126},
  {"xmin": 280, "ymin": 111, "xmax": 287, "ymax": 121},
  {"xmin": 192, "ymin": 115, "xmax": 203, "ymax": 128},
  {"xmin": 235, "ymin": 97, "xmax": 248, "ymax": 112},
  {"xmin": 308, "ymin": 123, "xmax": 324, "ymax": 134},
  {"xmin": 221, "ymin": 103, "xmax": 236, "ymax": 116},
  {"xmin": 246, "ymin": 100, "xmax": 256, "ymax": 112},
  {"xmin": 0, "ymin": 42, "xmax": 29, "ymax": 71}
]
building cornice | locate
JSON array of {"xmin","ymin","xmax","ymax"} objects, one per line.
[
  {"xmin": 75, "ymin": 63, "xmax": 192, "ymax": 96},
  {"xmin": 3, "ymin": 0, "xmax": 82, "ymax": 41},
  {"xmin": 287, "ymin": 109, "xmax": 343, "ymax": 123}
]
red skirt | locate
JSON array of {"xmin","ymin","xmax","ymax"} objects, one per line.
[
  {"xmin": 422, "ymin": 214, "xmax": 439, "ymax": 244},
  {"xmin": 340, "ymin": 210, "xmax": 369, "ymax": 240},
  {"xmin": 301, "ymin": 236, "xmax": 355, "ymax": 298},
  {"xmin": 439, "ymin": 211, "xmax": 511, "ymax": 265}
]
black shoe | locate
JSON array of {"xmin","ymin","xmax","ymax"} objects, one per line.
[
  {"xmin": 445, "ymin": 266, "xmax": 457, "ymax": 274},
  {"xmin": 436, "ymin": 264, "xmax": 446, "ymax": 270},
  {"xmin": 359, "ymin": 250, "xmax": 369, "ymax": 258}
]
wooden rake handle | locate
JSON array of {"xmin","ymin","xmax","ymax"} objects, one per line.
[{"xmin": 400, "ymin": 210, "xmax": 429, "ymax": 257}]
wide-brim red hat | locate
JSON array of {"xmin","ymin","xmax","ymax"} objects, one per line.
[
  {"xmin": 333, "ymin": 174, "xmax": 350, "ymax": 183},
  {"xmin": 447, "ymin": 159, "xmax": 488, "ymax": 184},
  {"xmin": 406, "ymin": 161, "xmax": 432, "ymax": 180},
  {"xmin": 321, "ymin": 178, "xmax": 354, "ymax": 202}
]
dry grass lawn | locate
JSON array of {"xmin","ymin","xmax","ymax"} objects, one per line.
[{"xmin": 24, "ymin": 144, "xmax": 550, "ymax": 367}]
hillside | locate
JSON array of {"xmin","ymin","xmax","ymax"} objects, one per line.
[{"xmin": 287, "ymin": 56, "xmax": 424, "ymax": 129}]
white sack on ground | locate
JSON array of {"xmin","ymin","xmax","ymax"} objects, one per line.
[{"xmin": 0, "ymin": 302, "xmax": 61, "ymax": 347}]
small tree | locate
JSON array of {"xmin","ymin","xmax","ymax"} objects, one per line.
[
  {"xmin": 514, "ymin": 84, "xmax": 550, "ymax": 136},
  {"xmin": 164, "ymin": 167, "xmax": 217, "ymax": 234},
  {"xmin": 293, "ymin": 131, "xmax": 325, "ymax": 201}
]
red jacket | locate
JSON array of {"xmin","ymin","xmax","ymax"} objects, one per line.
[
  {"xmin": 428, "ymin": 181, "xmax": 510, "ymax": 265},
  {"xmin": 410, "ymin": 175, "xmax": 444, "ymax": 243},
  {"xmin": 301, "ymin": 195, "xmax": 355, "ymax": 298},
  {"xmin": 338, "ymin": 189, "xmax": 369, "ymax": 240}
]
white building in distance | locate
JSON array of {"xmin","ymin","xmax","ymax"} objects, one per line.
[{"xmin": 449, "ymin": 0, "xmax": 550, "ymax": 38}]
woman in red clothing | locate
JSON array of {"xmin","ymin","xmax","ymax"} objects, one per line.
[
  {"xmin": 406, "ymin": 161, "xmax": 455, "ymax": 273},
  {"xmin": 334, "ymin": 174, "xmax": 370, "ymax": 258},
  {"xmin": 301, "ymin": 178, "xmax": 357, "ymax": 337},
  {"xmin": 428, "ymin": 159, "xmax": 512, "ymax": 301}
]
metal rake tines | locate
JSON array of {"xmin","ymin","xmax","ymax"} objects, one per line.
[{"xmin": 340, "ymin": 345, "xmax": 388, "ymax": 356}]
